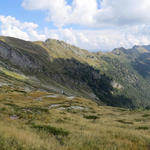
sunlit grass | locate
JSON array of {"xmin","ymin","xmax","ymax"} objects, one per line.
[
  {"xmin": 0, "ymin": 67, "xmax": 28, "ymax": 81},
  {"xmin": 0, "ymin": 86, "xmax": 150, "ymax": 149}
]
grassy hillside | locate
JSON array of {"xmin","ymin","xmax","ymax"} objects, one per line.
[{"xmin": 0, "ymin": 85, "xmax": 150, "ymax": 150}]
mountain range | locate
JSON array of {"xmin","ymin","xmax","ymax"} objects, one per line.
[{"xmin": 0, "ymin": 36, "xmax": 150, "ymax": 109}]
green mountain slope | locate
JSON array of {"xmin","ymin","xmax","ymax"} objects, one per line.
[{"xmin": 0, "ymin": 36, "xmax": 150, "ymax": 108}]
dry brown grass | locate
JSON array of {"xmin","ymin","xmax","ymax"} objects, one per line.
[{"xmin": 0, "ymin": 86, "xmax": 150, "ymax": 150}]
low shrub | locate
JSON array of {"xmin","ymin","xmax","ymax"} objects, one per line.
[
  {"xmin": 83, "ymin": 115, "xmax": 99, "ymax": 120},
  {"xmin": 117, "ymin": 120, "xmax": 133, "ymax": 124},
  {"xmin": 136, "ymin": 126, "xmax": 149, "ymax": 130},
  {"xmin": 31, "ymin": 124, "xmax": 69, "ymax": 136}
]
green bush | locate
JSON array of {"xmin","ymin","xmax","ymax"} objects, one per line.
[
  {"xmin": 31, "ymin": 124, "xmax": 69, "ymax": 136},
  {"xmin": 83, "ymin": 115, "xmax": 99, "ymax": 120},
  {"xmin": 142, "ymin": 114, "xmax": 150, "ymax": 117},
  {"xmin": 136, "ymin": 126, "xmax": 149, "ymax": 130},
  {"xmin": 117, "ymin": 120, "xmax": 133, "ymax": 124}
]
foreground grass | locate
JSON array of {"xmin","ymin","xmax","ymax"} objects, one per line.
[{"xmin": 0, "ymin": 86, "xmax": 150, "ymax": 149}]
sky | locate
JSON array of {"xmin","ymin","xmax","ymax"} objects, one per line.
[{"xmin": 1, "ymin": 0, "xmax": 150, "ymax": 51}]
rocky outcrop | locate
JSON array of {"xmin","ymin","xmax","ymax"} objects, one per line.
[{"xmin": 0, "ymin": 41, "xmax": 42, "ymax": 71}]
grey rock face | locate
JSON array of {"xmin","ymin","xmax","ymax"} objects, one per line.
[{"xmin": 0, "ymin": 41, "xmax": 41, "ymax": 71}]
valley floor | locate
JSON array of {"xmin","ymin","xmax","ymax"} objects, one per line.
[{"xmin": 0, "ymin": 85, "xmax": 150, "ymax": 150}]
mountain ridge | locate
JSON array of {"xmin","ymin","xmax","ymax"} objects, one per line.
[{"xmin": 0, "ymin": 36, "xmax": 150, "ymax": 109}]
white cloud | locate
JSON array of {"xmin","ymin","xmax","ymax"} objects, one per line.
[
  {"xmin": 95, "ymin": 0, "xmax": 150, "ymax": 26},
  {"xmin": 22, "ymin": 0, "xmax": 98, "ymax": 27},
  {"xmin": 44, "ymin": 26, "xmax": 150, "ymax": 51},
  {"xmin": 0, "ymin": 16, "xmax": 150, "ymax": 50},
  {"xmin": 2, "ymin": 0, "xmax": 150, "ymax": 51},
  {"xmin": 22, "ymin": 0, "xmax": 150, "ymax": 27},
  {"xmin": 22, "ymin": 0, "xmax": 72, "ymax": 27},
  {"xmin": 0, "ymin": 15, "xmax": 46, "ymax": 41},
  {"xmin": 1, "ymin": 15, "xmax": 150, "ymax": 51},
  {"xmin": 20, "ymin": 0, "xmax": 150, "ymax": 50}
]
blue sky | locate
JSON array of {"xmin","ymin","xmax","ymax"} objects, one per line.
[
  {"xmin": 0, "ymin": 0, "xmax": 150, "ymax": 51},
  {"xmin": 0, "ymin": 0, "xmax": 53, "ymax": 30}
]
